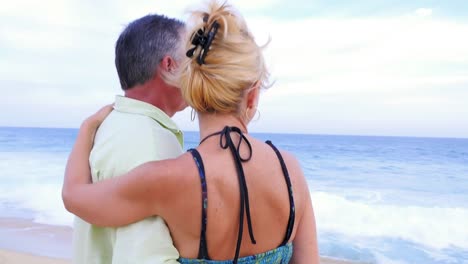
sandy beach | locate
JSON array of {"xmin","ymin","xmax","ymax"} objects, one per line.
[
  {"xmin": 0, "ymin": 249, "xmax": 359, "ymax": 264},
  {"xmin": 0, "ymin": 249, "xmax": 69, "ymax": 264},
  {"xmin": 0, "ymin": 217, "xmax": 362, "ymax": 264}
]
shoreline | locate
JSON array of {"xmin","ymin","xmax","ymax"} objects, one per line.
[
  {"xmin": 0, "ymin": 249, "xmax": 361, "ymax": 264},
  {"xmin": 0, "ymin": 217, "xmax": 72, "ymax": 260},
  {"xmin": 0, "ymin": 217, "xmax": 363, "ymax": 264},
  {"xmin": 0, "ymin": 249, "xmax": 69, "ymax": 264}
]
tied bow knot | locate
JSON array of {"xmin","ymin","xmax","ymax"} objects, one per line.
[{"xmin": 186, "ymin": 21, "xmax": 220, "ymax": 65}]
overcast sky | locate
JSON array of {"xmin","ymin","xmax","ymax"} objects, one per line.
[{"xmin": 1, "ymin": 0, "xmax": 467, "ymax": 138}]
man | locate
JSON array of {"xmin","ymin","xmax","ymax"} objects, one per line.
[{"xmin": 73, "ymin": 14, "xmax": 186, "ymax": 264}]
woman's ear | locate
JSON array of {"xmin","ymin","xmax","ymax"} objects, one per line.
[{"xmin": 246, "ymin": 82, "xmax": 260, "ymax": 109}]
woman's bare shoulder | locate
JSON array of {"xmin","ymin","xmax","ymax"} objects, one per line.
[
  {"xmin": 265, "ymin": 146, "xmax": 303, "ymax": 176},
  {"xmin": 268, "ymin": 146, "xmax": 309, "ymax": 202},
  {"xmin": 142, "ymin": 152, "xmax": 198, "ymax": 186},
  {"xmin": 134, "ymin": 152, "xmax": 201, "ymax": 216}
]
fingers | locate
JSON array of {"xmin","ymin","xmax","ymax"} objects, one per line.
[
  {"xmin": 82, "ymin": 104, "xmax": 114, "ymax": 130},
  {"xmin": 94, "ymin": 104, "xmax": 114, "ymax": 123}
]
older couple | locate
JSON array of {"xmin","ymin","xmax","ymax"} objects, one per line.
[{"xmin": 63, "ymin": 1, "xmax": 318, "ymax": 263}]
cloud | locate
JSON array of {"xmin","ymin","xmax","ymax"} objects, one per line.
[
  {"xmin": 230, "ymin": 0, "xmax": 281, "ymax": 10},
  {"xmin": 247, "ymin": 15, "xmax": 468, "ymax": 108},
  {"xmin": 0, "ymin": 0, "xmax": 78, "ymax": 27},
  {"xmin": 415, "ymin": 8, "xmax": 433, "ymax": 17},
  {"xmin": 245, "ymin": 13, "xmax": 468, "ymax": 136},
  {"xmin": 1, "ymin": 1, "xmax": 468, "ymax": 137},
  {"xmin": 252, "ymin": 16, "xmax": 468, "ymax": 80}
]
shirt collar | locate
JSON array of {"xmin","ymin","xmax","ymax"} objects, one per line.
[{"xmin": 113, "ymin": 95, "xmax": 184, "ymax": 147}]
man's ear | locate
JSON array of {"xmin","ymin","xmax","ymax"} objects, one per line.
[{"xmin": 160, "ymin": 55, "xmax": 176, "ymax": 73}]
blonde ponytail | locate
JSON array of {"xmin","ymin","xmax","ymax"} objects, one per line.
[{"xmin": 178, "ymin": 0, "xmax": 270, "ymax": 114}]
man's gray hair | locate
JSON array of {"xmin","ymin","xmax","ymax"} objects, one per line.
[{"xmin": 115, "ymin": 14, "xmax": 185, "ymax": 90}]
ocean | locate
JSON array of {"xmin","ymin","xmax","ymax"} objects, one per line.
[{"xmin": 0, "ymin": 126, "xmax": 467, "ymax": 263}]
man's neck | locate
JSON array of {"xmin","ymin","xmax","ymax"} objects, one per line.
[{"xmin": 124, "ymin": 83, "xmax": 176, "ymax": 117}]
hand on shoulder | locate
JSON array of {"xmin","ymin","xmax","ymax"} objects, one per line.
[{"xmin": 81, "ymin": 104, "xmax": 114, "ymax": 135}]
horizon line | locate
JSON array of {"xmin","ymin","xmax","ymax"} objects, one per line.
[{"xmin": 1, "ymin": 125, "xmax": 467, "ymax": 140}]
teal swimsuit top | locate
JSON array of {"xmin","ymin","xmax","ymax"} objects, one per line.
[{"xmin": 179, "ymin": 126, "xmax": 296, "ymax": 264}]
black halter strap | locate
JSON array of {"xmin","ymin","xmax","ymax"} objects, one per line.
[
  {"xmin": 199, "ymin": 126, "xmax": 256, "ymax": 264},
  {"xmin": 266, "ymin": 140, "xmax": 296, "ymax": 245}
]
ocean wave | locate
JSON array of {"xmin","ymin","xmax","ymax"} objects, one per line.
[
  {"xmin": 311, "ymin": 190, "xmax": 468, "ymax": 250},
  {"xmin": 0, "ymin": 183, "xmax": 73, "ymax": 226},
  {"xmin": 1, "ymin": 179, "xmax": 468, "ymax": 252}
]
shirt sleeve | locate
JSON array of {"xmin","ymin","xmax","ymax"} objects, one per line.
[{"xmin": 90, "ymin": 115, "xmax": 183, "ymax": 181}]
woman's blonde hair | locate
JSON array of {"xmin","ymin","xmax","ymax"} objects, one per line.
[{"xmin": 177, "ymin": 0, "xmax": 270, "ymax": 115}]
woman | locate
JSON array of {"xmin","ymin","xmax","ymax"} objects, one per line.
[{"xmin": 63, "ymin": 1, "xmax": 319, "ymax": 263}]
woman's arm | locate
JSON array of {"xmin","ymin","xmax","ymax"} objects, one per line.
[
  {"xmin": 62, "ymin": 106, "xmax": 184, "ymax": 227},
  {"xmin": 291, "ymin": 187, "xmax": 319, "ymax": 263},
  {"xmin": 285, "ymin": 155, "xmax": 319, "ymax": 264},
  {"xmin": 63, "ymin": 106, "xmax": 111, "ymax": 201}
]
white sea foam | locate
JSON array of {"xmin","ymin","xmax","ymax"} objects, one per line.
[
  {"xmin": 0, "ymin": 182, "xmax": 73, "ymax": 226},
  {"xmin": 2, "ymin": 175, "xmax": 468, "ymax": 249},
  {"xmin": 0, "ymin": 151, "xmax": 73, "ymax": 226},
  {"xmin": 310, "ymin": 189, "xmax": 468, "ymax": 250},
  {"xmin": 373, "ymin": 253, "xmax": 409, "ymax": 264}
]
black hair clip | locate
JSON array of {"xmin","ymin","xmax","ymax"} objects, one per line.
[{"xmin": 186, "ymin": 21, "xmax": 220, "ymax": 65}]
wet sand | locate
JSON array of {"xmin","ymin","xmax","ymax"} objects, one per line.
[
  {"xmin": 0, "ymin": 249, "xmax": 69, "ymax": 264},
  {"xmin": 0, "ymin": 217, "xmax": 363, "ymax": 264}
]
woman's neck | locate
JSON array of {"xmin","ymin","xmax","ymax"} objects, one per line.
[{"xmin": 198, "ymin": 113, "xmax": 248, "ymax": 142}]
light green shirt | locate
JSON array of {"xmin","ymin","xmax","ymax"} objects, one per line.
[{"xmin": 73, "ymin": 96, "xmax": 183, "ymax": 264}]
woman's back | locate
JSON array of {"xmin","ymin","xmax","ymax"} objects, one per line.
[{"xmin": 162, "ymin": 131, "xmax": 307, "ymax": 261}]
